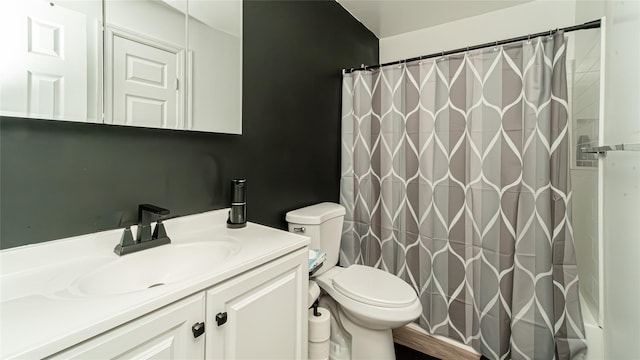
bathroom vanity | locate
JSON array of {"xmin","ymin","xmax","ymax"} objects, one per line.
[{"xmin": 0, "ymin": 209, "xmax": 309, "ymax": 359}]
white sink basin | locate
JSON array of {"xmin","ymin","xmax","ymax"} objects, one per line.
[{"xmin": 69, "ymin": 240, "xmax": 241, "ymax": 296}]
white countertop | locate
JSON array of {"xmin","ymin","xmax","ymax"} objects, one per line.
[{"xmin": 0, "ymin": 209, "xmax": 309, "ymax": 359}]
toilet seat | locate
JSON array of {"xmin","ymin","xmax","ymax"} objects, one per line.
[
  {"xmin": 315, "ymin": 266, "xmax": 422, "ymax": 330},
  {"xmin": 333, "ymin": 265, "xmax": 416, "ymax": 308}
]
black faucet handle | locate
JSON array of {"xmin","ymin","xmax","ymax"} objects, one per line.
[
  {"xmin": 120, "ymin": 227, "xmax": 135, "ymax": 246},
  {"xmin": 152, "ymin": 220, "xmax": 169, "ymax": 240}
]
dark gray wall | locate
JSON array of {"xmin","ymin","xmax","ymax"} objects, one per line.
[{"xmin": 0, "ymin": 0, "xmax": 378, "ymax": 249}]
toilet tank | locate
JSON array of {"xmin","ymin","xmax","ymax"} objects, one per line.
[{"xmin": 286, "ymin": 203, "xmax": 345, "ymax": 276}]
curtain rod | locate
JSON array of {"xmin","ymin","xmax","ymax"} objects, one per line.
[{"xmin": 343, "ymin": 19, "xmax": 601, "ymax": 74}]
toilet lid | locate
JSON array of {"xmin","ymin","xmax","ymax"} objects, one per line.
[{"xmin": 333, "ymin": 265, "xmax": 417, "ymax": 308}]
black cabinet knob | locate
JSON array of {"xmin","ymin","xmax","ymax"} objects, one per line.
[
  {"xmin": 216, "ymin": 312, "xmax": 228, "ymax": 326},
  {"xmin": 192, "ymin": 322, "xmax": 205, "ymax": 338}
]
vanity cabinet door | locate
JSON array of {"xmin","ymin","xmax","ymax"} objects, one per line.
[
  {"xmin": 205, "ymin": 249, "xmax": 308, "ymax": 360},
  {"xmin": 47, "ymin": 293, "xmax": 205, "ymax": 359}
]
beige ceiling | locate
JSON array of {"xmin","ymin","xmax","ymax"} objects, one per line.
[{"xmin": 336, "ymin": 0, "xmax": 533, "ymax": 38}]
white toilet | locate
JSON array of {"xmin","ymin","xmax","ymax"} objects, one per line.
[{"xmin": 286, "ymin": 202, "xmax": 422, "ymax": 360}]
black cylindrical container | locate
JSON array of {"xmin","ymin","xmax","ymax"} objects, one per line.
[{"xmin": 227, "ymin": 179, "xmax": 246, "ymax": 228}]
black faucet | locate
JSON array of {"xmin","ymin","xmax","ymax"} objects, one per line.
[
  {"xmin": 137, "ymin": 203, "xmax": 170, "ymax": 242},
  {"xmin": 114, "ymin": 204, "xmax": 172, "ymax": 256}
]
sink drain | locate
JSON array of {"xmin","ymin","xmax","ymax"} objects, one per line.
[{"xmin": 148, "ymin": 283, "xmax": 165, "ymax": 289}]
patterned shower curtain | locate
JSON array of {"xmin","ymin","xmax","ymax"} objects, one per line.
[{"xmin": 339, "ymin": 32, "xmax": 586, "ymax": 359}]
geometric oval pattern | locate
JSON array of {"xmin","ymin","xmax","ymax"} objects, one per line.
[{"xmin": 340, "ymin": 32, "xmax": 587, "ymax": 359}]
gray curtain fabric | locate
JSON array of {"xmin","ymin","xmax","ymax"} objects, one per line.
[{"xmin": 340, "ymin": 32, "xmax": 587, "ymax": 359}]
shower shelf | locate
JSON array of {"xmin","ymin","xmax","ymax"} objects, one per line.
[{"xmin": 581, "ymin": 143, "xmax": 640, "ymax": 155}]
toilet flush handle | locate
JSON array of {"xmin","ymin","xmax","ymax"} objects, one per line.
[{"xmin": 293, "ymin": 227, "xmax": 306, "ymax": 233}]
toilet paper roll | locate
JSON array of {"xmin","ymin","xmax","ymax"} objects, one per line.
[
  {"xmin": 308, "ymin": 339, "xmax": 330, "ymax": 360},
  {"xmin": 308, "ymin": 306, "xmax": 331, "ymax": 343}
]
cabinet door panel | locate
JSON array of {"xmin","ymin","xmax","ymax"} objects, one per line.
[
  {"xmin": 47, "ymin": 294, "xmax": 205, "ymax": 359},
  {"xmin": 0, "ymin": 0, "xmax": 88, "ymax": 121},
  {"xmin": 206, "ymin": 249, "xmax": 308, "ymax": 360}
]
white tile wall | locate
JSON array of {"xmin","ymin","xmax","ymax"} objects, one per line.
[{"xmin": 568, "ymin": 28, "xmax": 602, "ymax": 323}]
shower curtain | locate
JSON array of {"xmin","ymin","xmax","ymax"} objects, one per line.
[{"xmin": 339, "ymin": 32, "xmax": 586, "ymax": 359}]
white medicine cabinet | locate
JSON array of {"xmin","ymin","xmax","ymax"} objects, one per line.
[{"xmin": 0, "ymin": 0, "xmax": 242, "ymax": 134}]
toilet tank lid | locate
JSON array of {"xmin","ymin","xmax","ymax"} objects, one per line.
[{"xmin": 286, "ymin": 202, "xmax": 346, "ymax": 224}]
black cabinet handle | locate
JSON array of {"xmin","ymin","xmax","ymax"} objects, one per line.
[
  {"xmin": 192, "ymin": 322, "xmax": 205, "ymax": 338},
  {"xmin": 216, "ymin": 312, "xmax": 228, "ymax": 326}
]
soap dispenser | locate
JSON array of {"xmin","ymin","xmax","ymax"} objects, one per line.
[{"xmin": 227, "ymin": 179, "xmax": 247, "ymax": 228}]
